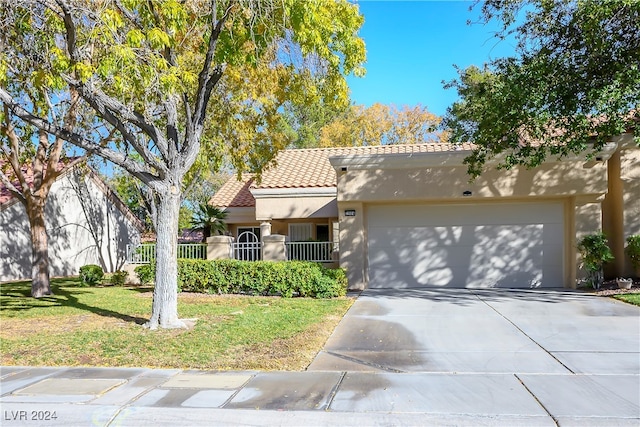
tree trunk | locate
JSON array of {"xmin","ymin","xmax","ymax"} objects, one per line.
[
  {"xmin": 145, "ymin": 188, "xmax": 186, "ymax": 329},
  {"xmin": 27, "ymin": 200, "xmax": 53, "ymax": 298}
]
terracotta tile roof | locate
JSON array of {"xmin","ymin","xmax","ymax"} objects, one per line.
[
  {"xmin": 209, "ymin": 174, "xmax": 256, "ymax": 207},
  {"xmin": 210, "ymin": 144, "xmax": 475, "ymax": 206},
  {"xmin": 255, "ymin": 143, "xmax": 475, "ymax": 189}
]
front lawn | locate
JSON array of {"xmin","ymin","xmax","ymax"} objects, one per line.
[
  {"xmin": 613, "ymin": 293, "xmax": 640, "ymax": 306},
  {"xmin": 0, "ymin": 278, "xmax": 353, "ymax": 370}
]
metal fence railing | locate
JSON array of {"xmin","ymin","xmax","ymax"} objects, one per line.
[
  {"xmin": 177, "ymin": 244, "xmax": 207, "ymax": 260},
  {"xmin": 126, "ymin": 241, "xmax": 337, "ymax": 264},
  {"xmin": 126, "ymin": 243, "xmax": 207, "ymax": 264},
  {"xmin": 286, "ymin": 241, "xmax": 335, "ymax": 263},
  {"xmin": 232, "ymin": 242, "xmax": 263, "ymax": 261}
]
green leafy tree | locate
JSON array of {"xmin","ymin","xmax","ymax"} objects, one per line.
[
  {"xmin": 0, "ymin": 4, "xmax": 105, "ymax": 297},
  {"xmin": 0, "ymin": 0, "xmax": 365, "ymax": 329},
  {"xmin": 443, "ymin": 0, "xmax": 640, "ymax": 177},
  {"xmin": 183, "ymin": 169, "xmax": 230, "ymax": 208},
  {"xmin": 281, "ymin": 83, "xmax": 349, "ymax": 148},
  {"xmin": 178, "ymin": 205, "xmax": 194, "ymax": 231},
  {"xmin": 318, "ymin": 103, "xmax": 445, "ymax": 147},
  {"xmin": 578, "ymin": 233, "xmax": 614, "ymax": 289}
]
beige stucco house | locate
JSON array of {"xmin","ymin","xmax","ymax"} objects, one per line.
[
  {"xmin": 0, "ymin": 164, "xmax": 145, "ymax": 282},
  {"xmin": 211, "ymin": 135, "xmax": 639, "ymax": 291}
]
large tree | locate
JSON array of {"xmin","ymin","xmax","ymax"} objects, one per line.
[
  {"xmin": 318, "ymin": 103, "xmax": 445, "ymax": 147},
  {"xmin": 443, "ymin": 0, "xmax": 639, "ymax": 177},
  {"xmin": 0, "ymin": 0, "xmax": 365, "ymax": 329},
  {"xmin": 0, "ymin": 4, "xmax": 102, "ymax": 297},
  {"xmin": 280, "ymin": 81, "xmax": 349, "ymax": 148},
  {"xmin": 0, "ymin": 104, "xmax": 83, "ymax": 298}
]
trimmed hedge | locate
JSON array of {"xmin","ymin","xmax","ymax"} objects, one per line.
[{"xmin": 177, "ymin": 259, "xmax": 347, "ymax": 298}]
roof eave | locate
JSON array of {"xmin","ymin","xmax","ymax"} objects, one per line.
[
  {"xmin": 329, "ymin": 151, "xmax": 472, "ymax": 170},
  {"xmin": 250, "ymin": 187, "xmax": 337, "ymax": 199}
]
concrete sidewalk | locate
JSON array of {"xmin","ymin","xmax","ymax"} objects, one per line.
[
  {"xmin": 2, "ymin": 289, "xmax": 639, "ymax": 426},
  {"xmin": 2, "ymin": 365, "xmax": 639, "ymax": 426}
]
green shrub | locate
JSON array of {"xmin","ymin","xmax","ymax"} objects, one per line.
[
  {"xmin": 78, "ymin": 264, "xmax": 104, "ymax": 287},
  {"xmin": 626, "ymin": 235, "xmax": 640, "ymax": 270},
  {"xmin": 318, "ymin": 267, "xmax": 348, "ymax": 298},
  {"xmin": 110, "ymin": 270, "xmax": 128, "ymax": 286},
  {"xmin": 577, "ymin": 233, "xmax": 614, "ymax": 289},
  {"xmin": 177, "ymin": 260, "xmax": 347, "ymax": 298},
  {"xmin": 134, "ymin": 263, "xmax": 155, "ymax": 286}
]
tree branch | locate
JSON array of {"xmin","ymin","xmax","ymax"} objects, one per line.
[
  {"xmin": 0, "ymin": 168, "xmax": 26, "ymax": 205},
  {"xmin": 183, "ymin": 0, "xmax": 232, "ymax": 172},
  {"xmin": 0, "ymin": 88, "xmax": 161, "ymax": 188},
  {"xmin": 193, "ymin": 1, "xmax": 233, "ymax": 129},
  {"xmin": 61, "ymin": 76, "xmax": 167, "ymax": 174},
  {"xmin": 56, "ymin": 0, "xmax": 168, "ymax": 174},
  {"xmin": 0, "ymin": 105, "xmax": 31, "ymax": 200}
]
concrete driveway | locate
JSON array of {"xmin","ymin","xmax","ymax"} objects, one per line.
[
  {"xmin": 309, "ymin": 288, "xmax": 640, "ymax": 374},
  {"xmin": 308, "ymin": 288, "xmax": 640, "ymax": 424}
]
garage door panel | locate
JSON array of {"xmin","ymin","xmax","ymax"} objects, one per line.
[
  {"xmin": 369, "ymin": 204, "xmax": 563, "ymax": 227},
  {"xmin": 369, "ymin": 226, "xmax": 547, "ymax": 256},
  {"xmin": 367, "ymin": 203, "xmax": 564, "ymax": 289},
  {"xmin": 369, "ymin": 264, "xmax": 548, "ymax": 289},
  {"xmin": 368, "ymin": 226, "xmax": 459, "ymax": 248}
]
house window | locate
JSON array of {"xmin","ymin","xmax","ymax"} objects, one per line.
[
  {"xmin": 289, "ymin": 223, "xmax": 313, "ymax": 241},
  {"xmin": 316, "ymin": 224, "xmax": 329, "ymax": 242},
  {"xmin": 237, "ymin": 226, "xmax": 261, "ymax": 242}
]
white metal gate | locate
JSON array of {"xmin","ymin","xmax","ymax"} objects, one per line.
[{"xmin": 232, "ymin": 231, "xmax": 262, "ymax": 261}]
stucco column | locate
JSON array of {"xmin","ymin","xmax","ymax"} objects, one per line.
[
  {"xmin": 620, "ymin": 146, "xmax": 640, "ymax": 276},
  {"xmin": 260, "ymin": 221, "xmax": 272, "ymax": 240},
  {"xmin": 262, "ymin": 234, "xmax": 286, "ymax": 261},
  {"xmin": 603, "ymin": 149, "xmax": 624, "ymax": 278},
  {"xmin": 206, "ymin": 235, "xmax": 233, "ymax": 260},
  {"xmin": 574, "ymin": 196, "xmax": 604, "ymax": 288},
  {"xmin": 338, "ymin": 202, "xmax": 366, "ymax": 291}
]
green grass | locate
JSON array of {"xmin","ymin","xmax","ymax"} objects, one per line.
[
  {"xmin": 613, "ymin": 293, "xmax": 640, "ymax": 306},
  {"xmin": 0, "ymin": 278, "xmax": 353, "ymax": 370}
]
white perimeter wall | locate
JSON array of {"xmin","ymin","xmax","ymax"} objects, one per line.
[{"xmin": 0, "ymin": 170, "xmax": 141, "ymax": 282}]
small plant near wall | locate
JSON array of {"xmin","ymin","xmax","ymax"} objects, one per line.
[
  {"xmin": 134, "ymin": 263, "xmax": 155, "ymax": 286},
  {"xmin": 625, "ymin": 235, "xmax": 640, "ymax": 273},
  {"xmin": 577, "ymin": 233, "xmax": 614, "ymax": 289},
  {"xmin": 110, "ymin": 270, "xmax": 129, "ymax": 286},
  {"xmin": 78, "ymin": 264, "xmax": 104, "ymax": 287}
]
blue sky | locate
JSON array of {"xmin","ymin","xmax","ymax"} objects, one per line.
[{"xmin": 347, "ymin": 1, "xmax": 518, "ymax": 116}]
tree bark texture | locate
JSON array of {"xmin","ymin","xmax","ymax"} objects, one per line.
[
  {"xmin": 145, "ymin": 188, "xmax": 185, "ymax": 329},
  {"xmin": 27, "ymin": 200, "xmax": 53, "ymax": 298}
]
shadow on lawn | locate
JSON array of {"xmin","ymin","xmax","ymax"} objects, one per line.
[{"xmin": 0, "ymin": 281, "xmax": 148, "ymax": 325}]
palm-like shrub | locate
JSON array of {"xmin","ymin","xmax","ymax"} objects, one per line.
[{"xmin": 191, "ymin": 203, "xmax": 227, "ymax": 241}]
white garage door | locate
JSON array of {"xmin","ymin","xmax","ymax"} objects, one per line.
[{"xmin": 367, "ymin": 203, "xmax": 564, "ymax": 289}]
